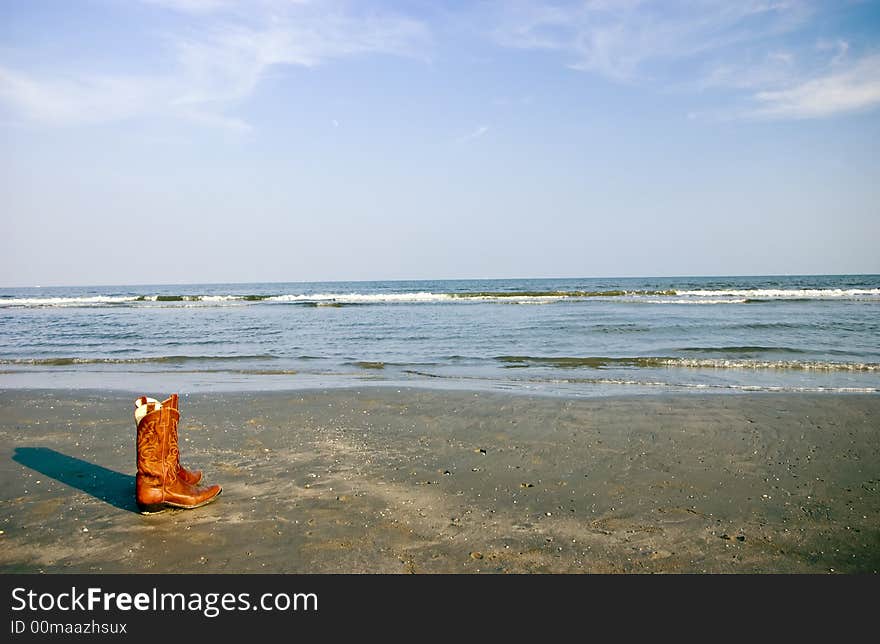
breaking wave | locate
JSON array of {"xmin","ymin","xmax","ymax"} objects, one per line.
[
  {"xmin": 0, "ymin": 355, "xmax": 276, "ymax": 366},
  {"xmin": 2, "ymin": 286, "xmax": 879, "ymax": 308},
  {"xmin": 495, "ymin": 356, "xmax": 880, "ymax": 372}
]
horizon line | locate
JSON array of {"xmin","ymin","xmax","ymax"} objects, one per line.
[{"xmin": 3, "ymin": 272, "xmax": 880, "ymax": 290}]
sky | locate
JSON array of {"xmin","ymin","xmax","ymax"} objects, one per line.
[{"xmin": 1, "ymin": 0, "xmax": 879, "ymax": 287}]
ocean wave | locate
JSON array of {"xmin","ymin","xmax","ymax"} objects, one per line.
[
  {"xmin": 678, "ymin": 346, "xmax": 807, "ymax": 354},
  {"xmin": 350, "ymin": 361, "xmax": 386, "ymax": 370},
  {"xmin": 448, "ymin": 289, "xmax": 676, "ymax": 299},
  {"xmin": 0, "ymin": 296, "xmax": 139, "ymax": 307},
  {"xmin": 0, "ymin": 295, "xmax": 243, "ymax": 307},
  {"xmin": 495, "ymin": 355, "xmax": 880, "ymax": 372},
  {"xmin": 402, "ymin": 369, "xmax": 879, "ymax": 392},
  {"xmin": 546, "ymin": 378, "xmax": 879, "ymax": 393},
  {"xmin": 643, "ymin": 298, "xmax": 749, "ymax": 305},
  {"xmin": 2, "ymin": 286, "xmax": 879, "ymax": 308},
  {"xmin": 0, "ymin": 355, "xmax": 277, "ymax": 366},
  {"xmin": 676, "ymin": 288, "xmax": 880, "ymax": 299},
  {"xmin": 265, "ymin": 292, "xmax": 453, "ymax": 304}
]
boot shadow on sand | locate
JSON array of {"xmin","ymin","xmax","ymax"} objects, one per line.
[{"xmin": 13, "ymin": 447, "xmax": 138, "ymax": 513}]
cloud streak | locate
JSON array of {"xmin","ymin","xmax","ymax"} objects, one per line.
[
  {"xmin": 489, "ymin": 0, "xmax": 880, "ymax": 120},
  {"xmin": 0, "ymin": 0, "xmax": 875, "ymax": 129},
  {"xmin": 0, "ymin": 1, "xmax": 428, "ymax": 129},
  {"xmin": 0, "ymin": 67, "xmax": 162, "ymax": 125},
  {"xmin": 455, "ymin": 125, "xmax": 490, "ymax": 144},
  {"xmin": 749, "ymin": 54, "xmax": 880, "ymax": 119},
  {"xmin": 491, "ymin": 0, "xmax": 812, "ymax": 81},
  {"xmin": 141, "ymin": 0, "xmax": 235, "ymax": 13},
  {"xmin": 171, "ymin": 12, "xmax": 427, "ymax": 106}
]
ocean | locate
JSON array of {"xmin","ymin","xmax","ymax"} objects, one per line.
[{"xmin": 1, "ymin": 275, "xmax": 878, "ymax": 396}]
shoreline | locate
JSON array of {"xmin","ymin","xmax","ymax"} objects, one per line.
[
  {"xmin": 1, "ymin": 371, "xmax": 877, "ymax": 397},
  {"xmin": 1, "ymin": 387, "xmax": 878, "ymax": 573}
]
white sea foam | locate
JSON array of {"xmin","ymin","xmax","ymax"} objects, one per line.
[
  {"xmin": 3, "ymin": 286, "xmax": 879, "ymax": 308},
  {"xmin": 675, "ymin": 288, "xmax": 880, "ymax": 299},
  {"xmin": 654, "ymin": 358, "xmax": 879, "ymax": 371},
  {"xmin": 265, "ymin": 292, "xmax": 454, "ymax": 304},
  {"xmin": 0, "ymin": 296, "xmax": 138, "ymax": 307},
  {"xmin": 517, "ymin": 375, "xmax": 880, "ymax": 393},
  {"xmin": 0, "ymin": 292, "xmax": 460, "ymax": 307},
  {"xmin": 568, "ymin": 378, "xmax": 879, "ymax": 393},
  {"xmin": 182, "ymin": 295, "xmax": 238, "ymax": 302},
  {"xmin": 645, "ymin": 298, "xmax": 749, "ymax": 305}
]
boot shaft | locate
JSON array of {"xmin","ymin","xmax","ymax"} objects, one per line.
[
  {"xmin": 135, "ymin": 393, "xmax": 202, "ymax": 485},
  {"xmin": 136, "ymin": 404, "xmax": 180, "ymax": 482}
]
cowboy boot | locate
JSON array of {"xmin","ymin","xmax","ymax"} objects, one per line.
[
  {"xmin": 135, "ymin": 395, "xmax": 202, "ymax": 484},
  {"xmin": 136, "ymin": 400, "xmax": 222, "ymax": 514}
]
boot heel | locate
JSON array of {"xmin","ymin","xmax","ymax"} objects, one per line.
[{"xmin": 137, "ymin": 503, "xmax": 167, "ymax": 514}]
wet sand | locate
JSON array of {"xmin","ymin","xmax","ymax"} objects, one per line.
[{"xmin": 0, "ymin": 388, "xmax": 878, "ymax": 573}]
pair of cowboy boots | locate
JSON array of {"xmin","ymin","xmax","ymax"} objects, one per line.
[{"xmin": 134, "ymin": 394, "xmax": 221, "ymax": 514}]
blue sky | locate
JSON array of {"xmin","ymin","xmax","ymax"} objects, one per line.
[{"xmin": 1, "ymin": 0, "xmax": 879, "ymax": 286}]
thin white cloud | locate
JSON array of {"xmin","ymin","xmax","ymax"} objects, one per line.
[
  {"xmin": 748, "ymin": 54, "xmax": 880, "ymax": 119},
  {"xmin": 142, "ymin": 0, "xmax": 312, "ymax": 14},
  {"xmin": 456, "ymin": 125, "xmax": 489, "ymax": 143},
  {"xmin": 697, "ymin": 39, "xmax": 880, "ymax": 121},
  {"xmin": 817, "ymin": 38, "xmax": 851, "ymax": 65},
  {"xmin": 171, "ymin": 14, "xmax": 427, "ymax": 106},
  {"xmin": 141, "ymin": 0, "xmax": 234, "ymax": 13},
  {"xmin": 2, "ymin": 0, "xmax": 874, "ymax": 129},
  {"xmin": 0, "ymin": 67, "xmax": 161, "ymax": 125},
  {"xmin": 491, "ymin": 1, "xmax": 880, "ymax": 120},
  {"xmin": 491, "ymin": 0, "xmax": 812, "ymax": 82},
  {"xmin": 701, "ymin": 50, "xmax": 798, "ymax": 91},
  {"xmin": 0, "ymin": 2, "xmax": 428, "ymax": 129},
  {"xmin": 182, "ymin": 109, "xmax": 253, "ymax": 132}
]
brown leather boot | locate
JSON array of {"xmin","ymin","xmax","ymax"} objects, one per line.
[
  {"xmin": 135, "ymin": 395, "xmax": 201, "ymax": 484},
  {"xmin": 135, "ymin": 397, "xmax": 221, "ymax": 514}
]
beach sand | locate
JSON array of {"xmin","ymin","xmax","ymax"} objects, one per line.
[{"xmin": 0, "ymin": 388, "xmax": 877, "ymax": 573}]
